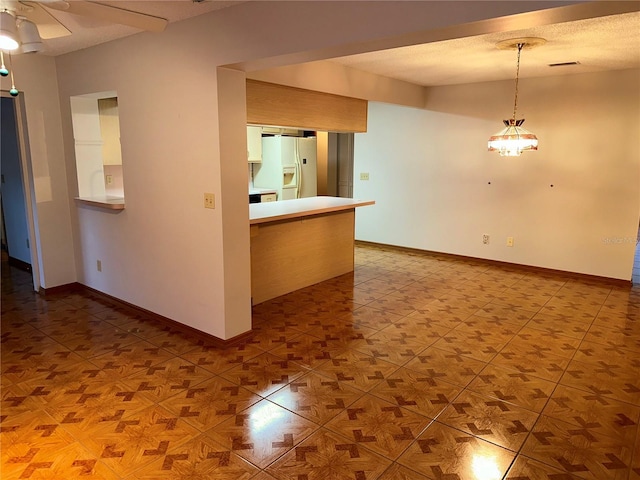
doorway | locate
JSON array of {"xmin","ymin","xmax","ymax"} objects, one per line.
[
  {"xmin": 327, "ymin": 132, "xmax": 354, "ymax": 198},
  {"xmin": 1, "ymin": 92, "xmax": 40, "ymax": 290}
]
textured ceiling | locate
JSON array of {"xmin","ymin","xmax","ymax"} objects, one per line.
[
  {"xmin": 23, "ymin": 0, "xmax": 244, "ymax": 56},
  {"xmin": 332, "ymin": 12, "xmax": 640, "ymax": 86},
  {"xmin": 8, "ymin": 1, "xmax": 640, "ymax": 88}
]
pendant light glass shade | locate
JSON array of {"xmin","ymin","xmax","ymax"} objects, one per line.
[
  {"xmin": 488, "ymin": 119, "xmax": 538, "ymax": 157},
  {"xmin": 0, "ymin": 11, "xmax": 19, "ymax": 50},
  {"xmin": 18, "ymin": 19, "xmax": 43, "ymax": 53},
  {"xmin": 488, "ymin": 38, "xmax": 544, "ymax": 157}
]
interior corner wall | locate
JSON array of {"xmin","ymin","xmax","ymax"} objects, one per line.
[
  {"xmin": 217, "ymin": 67, "xmax": 252, "ymax": 339},
  {"xmin": 55, "ymin": 28, "xmax": 229, "ymax": 338},
  {"xmin": 42, "ymin": 0, "xmax": 616, "ymax": 338},
  {"xmin": 0, "ymin": 54, "xmax": 76, "ymax": 289},
  {"xmin": 353, "ymin": 69, "xmax": 640, "ymax": 281}
]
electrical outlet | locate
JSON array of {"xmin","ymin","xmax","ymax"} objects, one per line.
[
  {"xmin": 97, "ymin": 260, "xmax": 102, "ymax": 272},
  {"xmin": 105, "ymin": 174, "xmax": 113, "ymax": 185},
  {"xmin": 482, "ymin": 234, "xmax": 490, "ymax": 245},
  {"xmin": 360, "ymin": 172, "xmax": 370, "ymax": 181},
  {"xmin": 507, "ymin": 236, "xmax": 514, "ymax": 247},
  {"xmin": 204, "ymin": 193, "xmax": 215, "ymax": 209}
]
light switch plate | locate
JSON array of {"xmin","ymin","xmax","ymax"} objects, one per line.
[
  {"xmin": 204, "ymin": 193, "xmax": 215, "ymax": 209},
  {"xmin": 360, "ymin": 172, "xmax": 370, "ymax": 181}
]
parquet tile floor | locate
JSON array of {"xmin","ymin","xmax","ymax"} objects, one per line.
[{"xmin": 2, "ymin": 244, "xmax": 640, "ymax": 479}]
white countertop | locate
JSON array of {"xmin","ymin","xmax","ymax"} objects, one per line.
[
  {"xmin": 250, "ymin": 196, "xmax": 374, "ymax": 225},
  {"xmin": 249, "ymin": 188, "xmax": 277, "ymax": 195}
]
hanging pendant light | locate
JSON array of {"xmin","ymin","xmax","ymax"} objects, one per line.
[
  {"xmin": 0, "ymin": 51, "xmax": 8, "ymax": 76},
  {"xmin": 0, "ymin": 10, "xmax": 19, "ymax": 51},
  {"xmin": 7, "ymin": 52, "xmax": 18, "ymax": 96},
  {"xmin": 488, "ymin": 37, "xmax": 545, "ymax": 157}
]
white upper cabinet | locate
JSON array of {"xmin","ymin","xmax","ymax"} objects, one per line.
[
  {"xmin": 247, "ymin": 125, "xmax": 262, "ymax": 163},
  {"xmin": 98, "ymin": 97, "xmax": 122, "ymax": 166}
]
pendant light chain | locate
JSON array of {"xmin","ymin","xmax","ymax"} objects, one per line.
[
  {"xmin": 488, "ymin": 37, "xmax": 542, "ymax": 156},
  {"xmin": 512, "ymin": 43, "xmax": 524, "ymax": 121}
]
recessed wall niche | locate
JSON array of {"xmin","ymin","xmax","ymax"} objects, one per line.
[{"xmin": 70, "ymin": 91, "xmax": 124, "ymax": 200}]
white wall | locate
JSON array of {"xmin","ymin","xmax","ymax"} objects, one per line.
[
  {"xmin": 0, "ymin": 55, "xmax": 76, "ymax": 289},
  {"xmin": 55, "ymin": 22, "xmax": 232, "ymax": 337},
  {"xmin": 2, "ymin": 0, "xmax": 621, "ymax": 340},
  {"xmin": 217, "ymin": 67, "xmax": 253, "ymax": 339},
  {"xmin": 50, "ymin": 1, "xmax": 587, "ymax": 339},
  {"xmin": 353, "ymin": 69, "xmax": 640, "ymax": 280}
]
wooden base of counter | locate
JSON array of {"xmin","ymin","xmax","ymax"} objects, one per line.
[{"xmin": 250, "ymin": 210, "xmax": 355, "ymax": 305}]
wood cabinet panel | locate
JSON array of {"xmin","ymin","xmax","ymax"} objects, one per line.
[
  {"xmin": 250, "ymin": 210, "xmax": 355, "ymax": 304},
  {"xmin": 247, "ymin": 80, "xmax": 367, "ymax": 133}
]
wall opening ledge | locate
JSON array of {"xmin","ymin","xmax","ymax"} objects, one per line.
[{"xmin": 74, "ymin": 196, "xmax": 125, "ymax": 211}]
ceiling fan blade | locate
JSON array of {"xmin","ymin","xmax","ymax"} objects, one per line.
[
  {"xmin": 19, "ymin": 2, "xmax": 71, "ymax": 39},
  {"xmin": 46, "ymin": 1, "xmax": 168, "ymax": 32}
]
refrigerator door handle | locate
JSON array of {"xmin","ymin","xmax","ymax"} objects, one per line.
[
  {"xmin": 295, "ymin": 138, "xmax": 302, "ymax": 198},
  {"xmin": 296, "ymin": 161, "xmax": 302, "ymax": 198}
]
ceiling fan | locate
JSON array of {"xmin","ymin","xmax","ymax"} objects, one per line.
[{"xmin": 0, "ymin": 0, "xmax": 168, "ymax": 53}]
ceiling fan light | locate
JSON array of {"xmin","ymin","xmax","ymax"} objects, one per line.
[
  {"xmin": 18, "ymin": 19, "xmax": 43, "ymax": 53},
  {"xmin": 0, "ymin": 11, "xmax": 19, "ymax": 51},
  {"xmin": 488, "ymin": 119, "xmax": 538, "ymax": 157}
]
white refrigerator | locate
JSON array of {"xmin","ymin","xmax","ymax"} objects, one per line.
[{"xmin": 253, "ymin": 136, "xmax": 317, "ymax": 200}]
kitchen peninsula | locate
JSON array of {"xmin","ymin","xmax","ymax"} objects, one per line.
[{"xmin": 249, "ymin": 196, "xmax": 374, "ymax": 304}]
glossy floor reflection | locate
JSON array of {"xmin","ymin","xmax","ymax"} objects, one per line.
[{"xmin": 2, "ymin": 244, "xmax": 640, "ymax": 479}]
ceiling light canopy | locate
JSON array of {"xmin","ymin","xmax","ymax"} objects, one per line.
[
  {"xmin": 0, "ymin": 10, "xmax": 19, "ymax": 50},
  {"xmin": 488, "ymin": 37, "xmax": 546, "ymax": 157}
]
